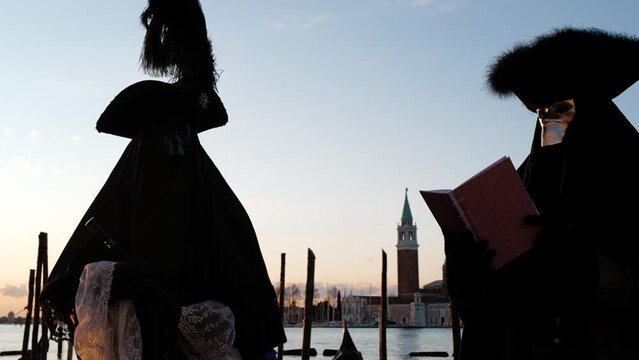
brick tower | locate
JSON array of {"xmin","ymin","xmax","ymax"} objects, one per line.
[{"xmin": 396, "ymin": 188, "xmax": 419, "ymax": 301}]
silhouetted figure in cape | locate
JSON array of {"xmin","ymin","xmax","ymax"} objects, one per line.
[
  {"xmin": 445, "ymin": 27, "xmax": 639, "ymax": 359},
  {"xmin": 40, "ymin": 1, "xmax": 286, "ymax": 359}
]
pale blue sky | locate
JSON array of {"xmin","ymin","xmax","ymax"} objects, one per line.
[{"xmin": 1, "ymin": 0, "xmax": 639, "ymax": 314}]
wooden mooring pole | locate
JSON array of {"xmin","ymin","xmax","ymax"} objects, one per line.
[
  {"xmin": 301, "ymin": 249, "xmax": 315, "ymax": 360},
  {"xmin": 379, "ymin": 250, "xmax": 387, "ymax": 360},
  {"xmin": 66, "ymin": 336, "xmax": 74, "ymax": 360},
  {"xmin": 30, "ymin": 233, "xmax": 47, "ymax": 360},
  {"xmin": 21, "ymin": 269, "xmax": 35, "ymax": 359},
  {"xmin": 450, "ymin": 305, "xmax": 462, "ymax": 360},
  {"xmin": 336, "ymin": 291, "xmax": 341, "ymax": 322},
  {"xmin": 39, "ymin": 232, "xmax": 49, "ymax": 360},
  {"xmin": 444, "ymin": 260, "xmax": 461, "ymax": 360},
  {"xmin": 277, "ymin": 253, "xmax": 286, "ymax": 360}
]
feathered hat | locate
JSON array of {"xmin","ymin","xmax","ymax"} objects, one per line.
[
  {"xmin": 486, "ymin": 27, "xmax": 639, "ymax": 112},
  {"xmin": 140, "ymin": 0, "xmax": 217, "ymax": 86},
  {"xmin": 96, "ymin": 0, "xmax": 226, "ymax": 138}
]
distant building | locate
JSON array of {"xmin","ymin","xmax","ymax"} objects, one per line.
[
  {"xmin": 340, "ymin": 190, "xmax": 453, "ymax": 328},
  {"xmin": 410, "ymin": 300, "xmax": 426, "ymax": 327},
  {"xmin": 426, "ymin": 303, "xmax": 451, "ymax": 327},
  {"xmin": 397, "ymin": 188, "xmax": 419, "ymax": 301},
  {"xmin": 342, "ymin": 295, "xmax": 372, "ymax": 325},
  {"xmin": 388, "ymin": 191, "xmax": 452, "ymax": 327},
  {"xmin": 419, "ymin": 281, "xmax": 452, "ymax": 327},
  {"xmin": 7, "ymin": 311, "xmax": 15, "ymax": 324}
]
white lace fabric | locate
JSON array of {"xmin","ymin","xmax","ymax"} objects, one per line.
[
  {"xmin": 178, "ymin": 300, "xmax": 241, "ymax": 360},
  {"xmin": 75, "ymin": 261, "xmax": 142, "ymax": 360},
  {"xmin": 75, "ymin": 261, "xmax": 241, "ymax": 360}
]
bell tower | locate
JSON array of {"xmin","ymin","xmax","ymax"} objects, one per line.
[{"xmin": 397, "ymin": 188, "xmax": 419, "ymax": 301}]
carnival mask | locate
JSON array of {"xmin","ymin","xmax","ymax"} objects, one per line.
[{"xmin": 536, "ymin": 99, "xmax": 575, "ymax": 147}]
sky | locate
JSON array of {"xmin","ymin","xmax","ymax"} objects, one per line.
[{"xmin": 1, "ymin": 0, "xmax": 639, "ymax": 316}]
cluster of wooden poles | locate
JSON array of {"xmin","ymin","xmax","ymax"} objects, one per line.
[
  {"xmin": 9, "ymin": 233, "xmax": 73, "ymax": 360},
  {"xmin": 276, "ymin": 249, "xmax": 462, "ymax": 360}
]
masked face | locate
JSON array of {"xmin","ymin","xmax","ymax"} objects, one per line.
[{"xmin": 536, "ymin": 99, "xmax": 575, "ymax": 147}]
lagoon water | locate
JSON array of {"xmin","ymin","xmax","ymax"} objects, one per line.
[
  {"xmin": 0, "ymin": 324, "xmax": 454, "ymax": 359},
  {"xmin": 283, "ymin": 326, "xmax": 454, "ymax": 359}
]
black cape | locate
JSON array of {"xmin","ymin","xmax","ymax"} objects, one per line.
[
  {"xmin": 458, "ymin": 97, "xmax": 639, "ymax": 359},
  {"xmin": 41, "ymin": 83, "xmax": 286, "ymax": 359},
  {"xmin": 469, "ymin": 27, "xmax": 639, "ymax": 360}
]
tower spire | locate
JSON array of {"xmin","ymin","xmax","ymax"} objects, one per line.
[{"xmin": 401, "ymin": 188, "xmax": 413, "ymax": 225}]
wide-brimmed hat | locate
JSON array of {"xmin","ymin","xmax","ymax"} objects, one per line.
[
  {"xmin": 96, "ymin": 79, "xmax": 227, "ymax": 139},
  {"xmin": 487, "ymin": 27, "xmax": 639, "ymax": 112}
]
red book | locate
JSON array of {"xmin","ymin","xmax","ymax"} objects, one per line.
[{"xmin": 420, "ymin": 156, "xmax": 540, "ymax": 269}]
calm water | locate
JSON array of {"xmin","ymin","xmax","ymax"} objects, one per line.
[
  {"xmin": 0, "ymin": 324, "xmax": 454, "ymax": 359},
  {"xmin": 283, "ymin": 326, "xmax": 454, "ymax": 359}
]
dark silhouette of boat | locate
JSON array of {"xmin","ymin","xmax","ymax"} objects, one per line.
[{"xmin": 330, "ymin": 321, "xmax": 363, "ymax": 360}]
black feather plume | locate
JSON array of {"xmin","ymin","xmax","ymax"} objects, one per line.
[{"xmin": 140, "ymin": 0, "xmax": 218, "ymax": 88}]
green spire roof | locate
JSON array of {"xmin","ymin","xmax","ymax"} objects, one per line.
[{"xmin": 402, "ymin": 188, "xmax": 413, "ymax": 221}]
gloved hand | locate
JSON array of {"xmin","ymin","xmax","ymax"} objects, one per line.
[{"xmin": 443, "ymin": 228, "xmax": 495, "ymax": 321}]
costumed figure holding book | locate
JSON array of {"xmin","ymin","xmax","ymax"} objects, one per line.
[
  {"xmin": 441, "ymin": 28, "xmax": 639, "ymax": 359},
  {"xmin": 39, "ymin": 1, "xmax": 286, "ymax": 359}
]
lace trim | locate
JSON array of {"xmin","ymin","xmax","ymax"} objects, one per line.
[
  {"xmin": 75, "ymin": 262, "xmax": 240, "ymax": 360},
  {"xmin": 178, "ymin": 300, "xmax": 241, "ymax": 360},
  {"xmin": 74, "ymin": 261, "xmax": 142, "ymax": 360}
]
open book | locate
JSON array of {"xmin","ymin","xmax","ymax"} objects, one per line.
[{"xmin": 420, "ymin": 156, "xmax": 540, "ymax": 269}]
